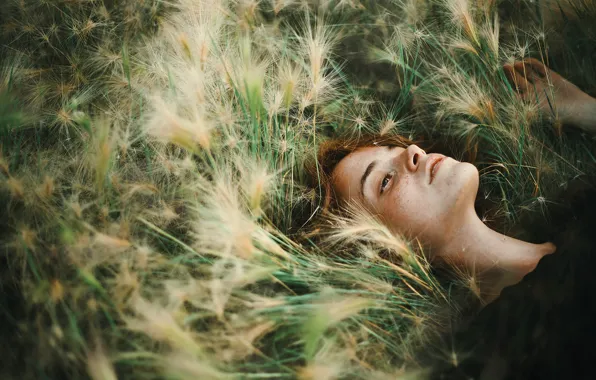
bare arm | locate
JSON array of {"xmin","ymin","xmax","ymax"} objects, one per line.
[
  {"xmin": 504, "ymin": 59, "xmax": 596, "ymax": 136},
  {"xmin": 569, "ymin": 96, "xmax": 596, "ymax": 134}
]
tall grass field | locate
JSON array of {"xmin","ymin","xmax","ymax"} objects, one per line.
[{"xmin": 1, "ymin": 0, "xmax": 595, "ymax": 379}]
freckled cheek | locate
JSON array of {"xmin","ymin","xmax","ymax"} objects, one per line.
[
  {"xmin": 443, "ymin": 170, "xmax": 459, "ymax": 187},
  {"xmin": 439, "ymin": 168, "xmax": 468, "ymax": 211},
  {"xmin": 387, "ymin": 182, "xmax": 430, "ymax": 226},
  {"xmin": 384, "ymin": 178, "xmax": 457, "ymax": 244}
]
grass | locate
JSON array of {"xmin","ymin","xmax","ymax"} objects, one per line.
[{"xmin": 0, "ymin": 0, "xmax": 595, "ymax": 379}]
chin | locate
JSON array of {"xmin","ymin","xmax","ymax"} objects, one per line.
[
  {"xmin": 461, "ymin": 162, "xmax": 480, "ymax": 193},
  {"xmin": 449, "ymin": 162, "xmax": 479, "ymax": 207}
]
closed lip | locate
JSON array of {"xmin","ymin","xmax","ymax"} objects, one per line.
[{"xmin": 428, "ymin": 156, "xmax": 446, "ymax": 184}]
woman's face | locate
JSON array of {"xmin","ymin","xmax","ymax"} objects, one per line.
[{"xmin": 331, "ymin": 144, "xmax": 479, "ymax": 251}]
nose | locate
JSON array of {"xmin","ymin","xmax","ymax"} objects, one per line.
[{"xmin": 405, "ymin": 144, "xmax": 426, "ymax": 172}]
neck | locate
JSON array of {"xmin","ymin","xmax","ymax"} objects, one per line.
[{"xmin": 436, "ymin": 208, "xmax": 555, "ymax": 302}]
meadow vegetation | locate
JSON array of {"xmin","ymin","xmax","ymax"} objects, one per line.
[{"xmin": 0, "ymin": 0, "xmax": 595, "ymax": 379}]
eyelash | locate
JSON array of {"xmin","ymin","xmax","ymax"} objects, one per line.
[{"xmin": 380, "ymin": 171, "xmax": 395, "ymax": 195}]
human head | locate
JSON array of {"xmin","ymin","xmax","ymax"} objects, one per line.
[{"xmin": 305, "ymin": 134, "xmax": 480, "ymax": 256}]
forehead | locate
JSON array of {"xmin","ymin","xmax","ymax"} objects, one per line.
[{"xmin": 331, "ymin": 145, "xmax": 405, "ymax": 202}]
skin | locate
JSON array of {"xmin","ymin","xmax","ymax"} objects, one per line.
[
  {"xmin": 331, "ymin": 60, "xmax": 596, "ymax": 301},
  {"xmin": 503, "ymin": 58, "xmax": 596, "ymax": 133},
  {"xmin": 332, "ymin": 144, "xmax": 555, "ymax": 300}
]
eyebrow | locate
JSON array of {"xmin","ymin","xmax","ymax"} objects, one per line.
[
  {"xmin": 358, "ymin": 146, "xmax": 397, "ymax": 199},
  {"xmin": 360, "ymin": 160, "xmax": 378, "ymax": 198}
]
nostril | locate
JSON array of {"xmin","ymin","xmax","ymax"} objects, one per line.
[{"xmin": 413, "ymin": 153, "xmax": 419, "ymax": 165}]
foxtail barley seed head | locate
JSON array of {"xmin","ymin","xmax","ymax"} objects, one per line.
[
  {"xmin": 37, "ymin": 175, "xmax": 55, "ymax": 199},
  {"xmin": 127, "ymin": 296, "xmax": 203, "ymax": 355},
  {"xmin": 401, "ymin": 0, "xmax": 429, "ymax": 25},
  {"xmin": 87, "ymin": 342, "xmax": 117, "ymax": 380},
  {"xmin": 278, "ymin": 59, "xmax": 304, "ymax": 108},
  {"xmin": 163, "ymin": 352, "xmax": 230, "ymax": 380},
  {"xmin": 50, "ymin": 279, "xmax": 65, "ymax": 303},
  {"xmin": 481, "ymin": 14, "xmax": 500, "ymax": 56},
  {"xmin": 146, "ymin": 95, "xmax": 213, "ymax": 153},
  {"xmin": 92, "ymin": 233, "xmax": 132, "ymax": 251},
  {"xmin": 297, "ymin": 349, "xmax": 346, "ymax": 380},
  {"xmin": 6, "ymin": 176, "xmax": 25, "ymax": 199},
  {"xmin": 445, "ymin": 0, "xmax": 479, "ymax": 45}
]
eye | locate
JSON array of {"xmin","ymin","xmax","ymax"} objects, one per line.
[{"xmin": 380, "ymin": 171, "xmax": 395, "ymax": 195}]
